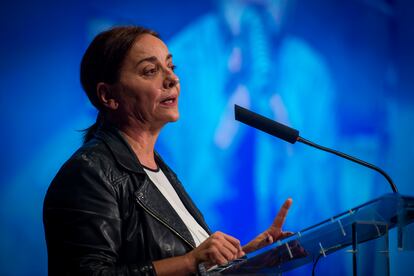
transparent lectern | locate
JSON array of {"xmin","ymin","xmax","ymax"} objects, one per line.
[{"xmin": 205, "ymin": 193, "xmax": 414, "ymax": 275}]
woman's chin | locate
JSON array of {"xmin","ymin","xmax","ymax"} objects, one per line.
[
  {"xmin": 169, "ymin": 113, "xmax": 180, "ymax": 122},
  {"xmin": 161, "ymin": 112, "xmax": 180, "ymax": 125}
]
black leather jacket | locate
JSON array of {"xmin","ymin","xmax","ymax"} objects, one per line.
[{"xmin": 43, "ymin": 123, "xmax": 211, "ymax": 275}]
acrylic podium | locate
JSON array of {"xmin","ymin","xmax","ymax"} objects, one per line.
[{"xmin": 204, "ymin": 193, "xmax": 414, "ymax": 275}]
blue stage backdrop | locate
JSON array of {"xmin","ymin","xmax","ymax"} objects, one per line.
[{"xmin": 1, "ymin": 1, "xmax": 413, "ymax": 275}]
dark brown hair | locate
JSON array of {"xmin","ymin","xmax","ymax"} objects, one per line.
[{"xmin": 80, "ymin": 26, "xmax": 159, "ymax": 143}]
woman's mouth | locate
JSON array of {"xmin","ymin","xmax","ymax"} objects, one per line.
[{"xmin": 160, "ymin": 96, "xmax": 177, "ymax": 106}]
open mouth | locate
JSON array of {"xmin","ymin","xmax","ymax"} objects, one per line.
[{"xmin": 160, "ymin": 96, "xmax": 177, "ymax": 106}]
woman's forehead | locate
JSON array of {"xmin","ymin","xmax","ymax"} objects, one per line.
[{"xmin": 129, "ymin": 34, "xmax": 170, "ymax": 61}]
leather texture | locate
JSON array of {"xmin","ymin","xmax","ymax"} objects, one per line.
[{"xmin": 43, "ymin": 123, "xmax": 211, "ymax": 275}]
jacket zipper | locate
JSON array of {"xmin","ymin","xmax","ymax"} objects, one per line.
[{"xmin": 135, "ymin": 197, "xmax": 196, "ymax": 250}]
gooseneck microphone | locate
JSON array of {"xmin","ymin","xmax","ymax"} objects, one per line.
[
  {"xmin": 235, "ymin": 104, "xmax": 299, "ymax": 143},
  {"xmin": 234, "ymin": 104, "xmax": 398, "ymax": 193}
]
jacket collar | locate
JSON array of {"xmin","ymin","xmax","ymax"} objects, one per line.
[{"xmin": 94, "ymin": 123, "xmax": 146, "ymax": 174}]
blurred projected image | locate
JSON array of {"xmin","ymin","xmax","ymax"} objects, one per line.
[{"xmin": 161, "ymin": 0, "xmax": 336, "ymax": 239}]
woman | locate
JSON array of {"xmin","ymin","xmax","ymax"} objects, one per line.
[{"xmin": 43, "ymin": 26, "xmax": 292, "ymax": 276}]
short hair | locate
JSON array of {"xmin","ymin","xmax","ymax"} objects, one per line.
[{"xmin": 80, "ymin": 26, "xmax": 159, "ymax": 143}]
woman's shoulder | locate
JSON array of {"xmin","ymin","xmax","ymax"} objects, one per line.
[
  {"xmin": 44, "ymin": 138, "xmax": 125, "ymax": 209},
  {"xmin": 47, "ymin": 139, "xmax": 119, "ymax": 191},
  {"xmin": 64, "ymin": 138, "xmax": 115, "ymax": 175}
]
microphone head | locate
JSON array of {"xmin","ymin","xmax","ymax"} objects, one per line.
[{"xmin": 234, "ymin": 105, "xmax": 299, "ymax": 144}]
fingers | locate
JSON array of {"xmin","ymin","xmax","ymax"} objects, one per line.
[
  {"xmin": 210, "ymin": 236, "xmax": 237, "ymax": 262},
  {"xmin": 264, "ymin": 230, "xmax": 294, "ymax": 245},
  {"xmin": 241, "ymin": 199, "xmax": 293, "ymax": 255},
  {"xmin": 220, "ymin": 232, "xmax": 243, "ymax": 253},
  {"xmin": 207, "ymin": 247, "xmax": 232, "ymax": 265},
  {"xmin": 271, "ymin": 198, "xmax": 293, "ymax": 230},
  {"xmin": 186, "ymin": 231, "xmax": 245, "ymax": 272},
  {"xmin": 221, "ymin": 240, "xmax": 240, "ymax": 259},
  {"xmin": 196, "ymin": 231, "xmax": 244, "ymax": 266},
  {"xmin": 265, "ymin": 233, "xmax": 274, "ymax": 244},
  {"xmin": 281, "ymin": 231, "xmax": 294, "ymax": 238}
]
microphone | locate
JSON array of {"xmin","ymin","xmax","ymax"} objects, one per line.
[
  {"xmin": 234, "ymin": 105, "xmax": 299, "ymax": 144},
  {"xmin": 234, "ymin": 104, "xmax": 398, "ymax": 193}
]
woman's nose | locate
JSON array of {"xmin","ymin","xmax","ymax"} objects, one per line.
[{"xmin": 163, "ymin": 74, "xmax": 179, "ymax": 89}]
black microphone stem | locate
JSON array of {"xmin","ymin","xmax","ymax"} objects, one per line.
[{"xmin": 297, "ymin": 136, "xmax": 398, "ymax": 193}]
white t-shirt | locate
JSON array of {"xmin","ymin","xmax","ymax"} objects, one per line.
[{"xmin": 143, "ymin": 167, "xmax": 209, "ymax": 246}]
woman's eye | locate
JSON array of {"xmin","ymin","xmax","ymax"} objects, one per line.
[
  {"xmin": 169, "ymin": 65, "xmax": 177, "ymax": 71},
  {"xmin": 143, "ymin": 67, "xmax": 158, "ymax": 76}
]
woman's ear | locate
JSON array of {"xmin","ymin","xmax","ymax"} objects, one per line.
[{"xmin": 96, "ymin": 82, "xmax": 119, "ymax": 110}]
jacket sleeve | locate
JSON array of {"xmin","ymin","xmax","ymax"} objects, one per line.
[{"xmin": 43, "ymin": 154, "xmax": 155, "ymax": 276}]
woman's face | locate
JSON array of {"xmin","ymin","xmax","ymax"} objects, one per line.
[{"xmin": 114, "ymin": 34, "xmax": 180, "ymax": 130}]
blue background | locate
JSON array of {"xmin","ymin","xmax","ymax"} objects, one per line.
[{"xmin": 1, "ymin": 0, "xmax": 413, "ymax": 275}]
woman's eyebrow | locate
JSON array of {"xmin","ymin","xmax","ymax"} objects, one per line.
[
  {"xmin": 135, "ymin": 56, "xmax": 158, "ymax": 68},
  {"xmin": 135, "ymin": 54, "xmax": 173, "ymax": 68}
]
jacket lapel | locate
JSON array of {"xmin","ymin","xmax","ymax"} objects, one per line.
[
  {"xmin": 135, "ymin": 177, "xmax": 196, "ymax": 248},
  {"xmin": 156, "ymin": 154, "xmax": 212, "ymax": 235}
]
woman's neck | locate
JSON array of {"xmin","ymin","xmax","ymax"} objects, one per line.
[{"xmin": 119, "ymin": 127, "xmax": 160, "ymax": 171}]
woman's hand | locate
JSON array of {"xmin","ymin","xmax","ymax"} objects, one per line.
[
  {"xmin": 155, "ymin": 201, "xmax": 292, "ymax": 275},
  {"xmin": 243, "ymin": 198, "xmax": 293, "ymax": 254},
  {"xmin": 184, "ymin": 231, "xmax": 245, "ymax": 271}
]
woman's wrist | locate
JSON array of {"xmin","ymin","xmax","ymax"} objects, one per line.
[
  {"xmin": 183, "ymin": 251, "xmax": 197, "ymax": 274},
  {"xmin": 153, "ymin": 253, "xmax": 198, "ymax": 276}
]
